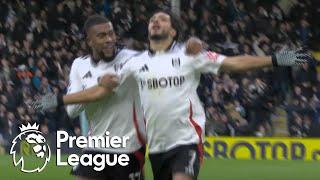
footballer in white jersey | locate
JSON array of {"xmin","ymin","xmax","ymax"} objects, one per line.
[
  {"xmin": 118, "ymin": 40, "xmax": 225, "ymax": 180},
  {"xmin": 96, "ymin": 10, "xmax": 312, "ymax": 180},
  {"xmin": 70, "ymin": 16, "xmax": 146, "ymax": 180},
  {"xmin": 119, "ymin": 42, "xmax": 225, "ymax": 154},
  {"xmin": 32, "ymin": 15, "xmax": 146, "ymax": 180},
  {"xmin": 31, "ymin": 11, "xmax": 312, "ymax": 180},
  {"xmin": 66, "ymin": 48, "xmax": 145, "ymax": 153},
  {"xmin": 68, "ymin": 48, "xmax": 146, "ymax": 179}
]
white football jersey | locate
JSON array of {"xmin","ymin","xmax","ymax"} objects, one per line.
[
  {"xmin": 120, "ymin": 42, "xmax": 226, "ymax": 153},
  {"xmin": 66, "ymin": 48, "xmax": 146, "ymax": 153}
]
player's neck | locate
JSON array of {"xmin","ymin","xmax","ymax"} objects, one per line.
[
  {"xmin": 91, "ymin": 50, "xmax": 116, "ymax": 63},
  {"xmin": 149, "ymin": 38, "xmax": 174, "ymax": 53},
  {"xmin": 91, "ymin": 51, "xmax": 101, "ymax": 63}
]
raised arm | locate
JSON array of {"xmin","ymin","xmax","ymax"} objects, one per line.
[
  {"xmin": 220, "ymin": 49, "xmax": 312, "ymax": 72},
  {"xmin": 220, "ymin": 55, "xmax": 272, "ymax": 72},
  {"xmin": 190, "ymin": 44, "xmax": 312, "ymax": 74},
  {"xmin": 187, "ymin": 37, "xmax": 312, "ymax": 73}
]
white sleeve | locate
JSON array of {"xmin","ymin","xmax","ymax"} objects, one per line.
[
  {"xmin": 192, "ymin": 51, "xmax": 226, "ymax": 74},
  {"xmin": 65, "ymin": 60, "xmax": 85, "ymax": 119},
  {"xmin": 117, "ymin": 59, "xmax": 135, "ymax": 85}
]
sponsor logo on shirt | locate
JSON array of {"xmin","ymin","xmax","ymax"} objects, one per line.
[{"xmin": 139, "ymin": 76, "xmax": 185, "ymax": 90}]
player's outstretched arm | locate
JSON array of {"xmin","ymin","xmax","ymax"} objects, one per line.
[
  {"xmin": 29, "ymin": 75, "xmax": 119, "ymax": 112},
  {"xmin": 186, "ymin": 37, "xmax": 313, "ymax": 72},
  {"xmin": 220, "ymin": 49, "xmax": 313, "ymax": 72}
]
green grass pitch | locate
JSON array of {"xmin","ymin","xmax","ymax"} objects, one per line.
[{"xmin": 1, "ymin": 155, "xmax": 320, "ymax": 180}]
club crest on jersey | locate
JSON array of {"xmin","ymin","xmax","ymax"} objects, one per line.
[
  {"xmin": 172, "ymin": 58, "xmax": 181, "ymax": 68},
  {"xmin": 139, "ymin": 64, "xmax": 149, "ymax": 72},
  {"xmin": 206, "ymin": 51, "xmax": 219, "ymax": 62}
]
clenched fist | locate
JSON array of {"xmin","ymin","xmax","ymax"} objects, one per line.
[{"xmin": 98, "ymin": 74, "xmax": 119, "ymax": 90}]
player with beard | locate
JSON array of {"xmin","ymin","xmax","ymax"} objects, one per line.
[
  {"xmin": 97, "ymin": 11, "xmax": 311, "ymax": 180},
  {"xmin": 44, "ymin": 15, "xmax": 146, "ymax": 180},
  {"xmin": 30, "ymin": 13, "xmax": 202, "ymax": 180},
  {"xmin": 32, "ymin": 10, "xmax": 312, "ymax": 180}
]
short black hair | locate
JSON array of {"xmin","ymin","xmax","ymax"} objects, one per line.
[
  {"xmin": 150, "ymin": 9, "xmax": 183, "ymax": 41},
  {"xmin": 83, "ymin": 15, "xmax": 111, "ymax": 37}
]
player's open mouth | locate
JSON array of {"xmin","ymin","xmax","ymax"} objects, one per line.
[
  {"xmin": 103, "ymin": 44, "xmax": 114, "ymax": 51},
  {"xmin": 152, "ymin": 25, "xmax": 160, "ymax": 30}
]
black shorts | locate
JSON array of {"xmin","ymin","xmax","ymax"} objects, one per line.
[
  {"xmin": 71, "ymin": 147, "xmax": 145, "ymax": 180},
  {"xmin": 149, "ymin": 144, "xmax": 202, "ymax": 180}
]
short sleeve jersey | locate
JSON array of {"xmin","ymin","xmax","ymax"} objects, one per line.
[{"xmin": 119, "ymin": 43, "xmax": 226, "ymax": 153}]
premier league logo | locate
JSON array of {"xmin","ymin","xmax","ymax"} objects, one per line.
[{"xmin": 10, "ymin": 123, "xmax": 51, "ymax": 173}]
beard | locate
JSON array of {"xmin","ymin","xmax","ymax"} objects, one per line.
[
  {"xmin": 149, "ymin": 32, "xmax": 169, "ymax": 41},
  {"xmin": 100, "ymin": 50, "xmax": 115, "ymax": 62},
  {"xmin": 91, "ymin": 48, "xmax": 115, "ymax": 63}
]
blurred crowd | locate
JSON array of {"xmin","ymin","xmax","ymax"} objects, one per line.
[{"xmin": 0, "ymin": 0, "xmax": 319, "ymax": 150}]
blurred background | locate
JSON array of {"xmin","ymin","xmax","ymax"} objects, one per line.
[{"xmin": 0, "ymin": 0, "xmax": 319, "ymax": 159}]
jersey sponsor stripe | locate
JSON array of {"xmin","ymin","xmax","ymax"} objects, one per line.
[
  {"xmin": 132, "ymin": 102, "xmax": 146, "ymax": 146},
  {"xmin": 189, "ymin": 101, "xmax": 203, "ymax": 164}
]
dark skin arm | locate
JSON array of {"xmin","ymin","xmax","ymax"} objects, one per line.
[{"xmin": 62, "ymin": 75, "xmax": 118, "ymax": 105}]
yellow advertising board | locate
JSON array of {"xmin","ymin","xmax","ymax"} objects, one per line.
[
  {"xmin": 204, "ymin": 137, "xmax": 320, "ymax": 161},
  {"xmin": 312, "ymin": 51, "xmax": 320, "ymax": 72}
]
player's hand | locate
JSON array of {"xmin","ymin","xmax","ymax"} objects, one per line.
[
  {"xmin": 272, "ymin": 49, "xmax": 313, "ymax": 66},
  {"xmin": 185, "ymin": 37, "xmax": 203, "ymax": 56},
  {"xmin": 98, "ymin": 74, "xmax": 119, "ymax": 90}
]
